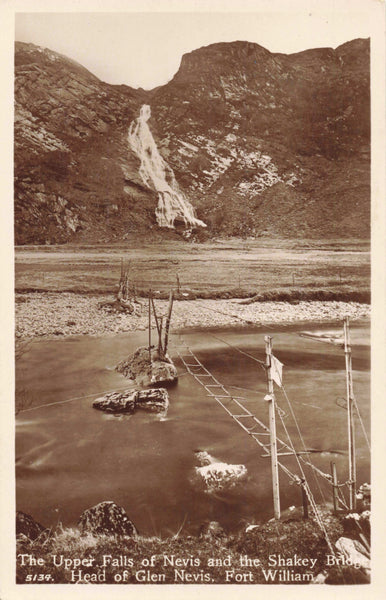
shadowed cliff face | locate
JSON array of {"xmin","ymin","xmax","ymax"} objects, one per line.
[{"xmin": 14, "ymin": 39, "xmax": 370, "ymax": 244}]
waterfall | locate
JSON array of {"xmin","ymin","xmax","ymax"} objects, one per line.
[{"xmin": 128, "ymin": 105, "xmax": 206, "ymax": 229}]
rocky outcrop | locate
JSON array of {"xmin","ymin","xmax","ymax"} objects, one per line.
[
  {"xmin": 93, "ymin": 387, "xmax": 169, "ymax": 414},
  {"xmin": 116, "ymin": 346, "xmax": 178, "ymax": 387},
  {"xmin": 16, "ymin": 510, "xmax": 48, "ymax": 541},
  {"xmin": 78, "ymin": 501, "xmax": 137, "ymax": 537},
  {"xmin": 15, "ymin": 38, "xmax": 370, "ymax": 243},
  {"xmin": 150, "ymin": 39, "xmax": 370, "ymax": 239}
]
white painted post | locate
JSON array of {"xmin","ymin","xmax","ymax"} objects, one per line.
[
  {"xmin": 344, "ymin": 317, "xmax": 356, "ymax": 510},
  {"xmin": 265, "ymin": 335, "xmax": 281, "ymax": 520}
]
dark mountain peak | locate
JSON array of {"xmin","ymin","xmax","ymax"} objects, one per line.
[
  {"xmin": 183, "ymin": 39, "xmax": 272, "ymax": 58},
  {"xmin": 336, "ymin": 37, "xmax": 370, "ymax": 53},
  {"xmin": 174, "ymin": 40, "xmax": 272, "ymax": 78}
]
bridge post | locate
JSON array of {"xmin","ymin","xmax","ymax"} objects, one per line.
[
  {"xmin": 265, "ymin": 336, "xmax": 281, "ymax": 520},
  {"xmin": 344, "ymin": 317, "xmax": 356, "ymax": 510}
]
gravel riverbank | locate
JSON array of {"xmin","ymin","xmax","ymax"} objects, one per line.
[{"xmin": 15, "ymin": 292, "xmax": 370, "ymax": 339}]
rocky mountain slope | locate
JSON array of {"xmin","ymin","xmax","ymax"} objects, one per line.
[{"xmin": 14, "ymin": 39, "xmax": 370, "ymax": 244}]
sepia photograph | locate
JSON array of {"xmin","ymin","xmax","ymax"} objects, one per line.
[{"xmin": 2, "ymin": 0, "xmax": 385, "ymax": 594}]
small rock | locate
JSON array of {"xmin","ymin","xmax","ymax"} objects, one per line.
[
  {"xmin": 78, "ymin": 501, "xmax": 137, "ymax": 536},
  {"xmin": 245, "ymin": 524, "xmax": 259, "ymax": 533},
  {"xmin": 199, "ymin": 521, "xmax": 226, "ymax": 540},
  {"xmin": 312, "ymin": 570, "xmax": 328, "ymax": 584}
]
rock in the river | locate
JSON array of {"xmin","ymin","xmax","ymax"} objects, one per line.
[
  {"xmin": 78, "ymin": 501, "xmax": 137, "ymax": 536},
  {"xmin": 136, "ymin": 388, "xmax": 169, "ymax": 412},
  {"xmin": 93, "ymin": 387, "xmax": 169, "ymax": 414},
  {"xmin": 116, "ymin": 346, "xmax": 178, "ymax": 386},
  {"xmin": 149, "ymin": 360, "xmax": 178, "ymax": 386},
  {"xmin": 16, "ymin": 511, "xmax": 48, "ymax": 541},
  {"xmin": 195, "ymin": 450, "xmax": 247, "ymax": 491},
  {"xmin": 93, "ymin": 389, "xmax": 137, "ymax": 413}
]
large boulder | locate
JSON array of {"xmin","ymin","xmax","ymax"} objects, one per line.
[
  {"xmin": 335, "ymin": 536, "xmax": 371, "ymax": 575},
  {"xmin": 136, "ymin": 388, "xmax": 169, "ymax": 412},
  {"xmin": 93, "ymin": 388, "xmax": 169, "ymax": 414},
  {"xmin": 116, "ymin": 346, "xmax": 178, "ymax": 386},
  {"xmin": 93, "ymin": 389, "xmax": 137, "ymax": 413},
  {"xmin": 16, "ymin": 511, "xmax": 48, "ymax": 541},
  {"xmin": 78, "ymin": 501, "xmax": 137, "ymax": 537}
]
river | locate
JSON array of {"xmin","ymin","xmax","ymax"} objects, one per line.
[{"xmin": 16, "ymin": 321, "xmax": 370, "ymax": 536}]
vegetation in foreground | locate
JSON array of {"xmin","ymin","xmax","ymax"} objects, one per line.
[{"xmin": 16, "ymin": 510, "xmax": 369, "ymax": 585}]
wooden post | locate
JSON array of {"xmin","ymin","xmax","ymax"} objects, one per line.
[
  {"xmin": 151, "ymin": 298, "xmax": 164, "ymax": 358},
  {"xmin": 176, "ymin": 273, "xmax": 180, "ymax": 294},
  {"xmin": 158, "ymin": 317, "xmax": 164, "ymax": 357},
  {"xmin": 163, "ymin": 290, "xmax": 174, "ymax": 355},
  {"xmin": 265, "ymin": 336, "xmax": 280, "ymax": 520},
  {"xmin": 148, "ymin": 289, "xmax": 152, "ymax": 363},
  {"xmin": 344, "ymin": 317, "xmax": 356, "ymax": 510},
  {"xmin": 301, "ymin": 479, "xmax": 309, "ymax": 519},
  {"xmin": 331, "ymin": 461, "xmax": 339, "ymax": 515}
]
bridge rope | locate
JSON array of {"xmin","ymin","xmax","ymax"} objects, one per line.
[
  {"xmin": 171, "ymin": 335, "xmax": 339, "ymax": 556},
  {"xmin": 352, "ymin": 394, "xmax": 371, "ymax": 451},
  {"xmin": 278, "ymin": 385, "xmax": 329, "ymax": 505},
  {"xmin": 273, "ymin": 394, "xmax": 336, "ymax": 555}
]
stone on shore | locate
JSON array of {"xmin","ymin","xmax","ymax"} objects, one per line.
[
  {"xmin": 16, "ymin": 511, "xmax": 48, "ymax": 541},
  {"xmin": 78, "ymin": 501, "xmax": 137, "ymax": 537},
  {"xmin": 116, "ymin": 346, "xmax": 178, "ymax": 386},
  {"xmin": 15, "ymin": 292, "xmax": 370, "ymax": 339},
  {"xmin": 199, "ymin": 520, "xmax": 226, "ymax": 541},
  {"xmin": 335, "ymin": 536, "xmax": 371, "ymax": 574}
]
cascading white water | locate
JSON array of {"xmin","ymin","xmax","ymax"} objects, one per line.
[{"xmin": 128, "ymin": 104, "xmax": 206, "ymax": 229}]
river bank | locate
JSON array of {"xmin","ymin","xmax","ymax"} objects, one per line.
[{"xmin": 15, "ymin": 292, "xmax": 370, "ymax": 339}]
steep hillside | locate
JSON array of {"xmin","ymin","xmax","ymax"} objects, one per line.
[
  {"xmin": 150, "ymin": 39, "xmax": 370, "ymax": 237},
  {"xmin": 14, "ymin": 42, "xmax": 154, "ymax": 244},
  {"xmin": 14, "ymin": 39, "xmax": 370, "ymax": 244}
]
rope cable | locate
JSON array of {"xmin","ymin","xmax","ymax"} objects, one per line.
[
  {"xmin": 352, "ymin": 394, "xmax": 371, "ymax": 451},
  {"xmin": 279, "ymin": 385, "xmax": 328, "ymax": 506},
  {"xmin": 17, "ymin": 383, "xmax": 137, "ymax": 414},
  {"xmin": 273, "ymin": 397, "xmax": 336, "ymax": 556}
]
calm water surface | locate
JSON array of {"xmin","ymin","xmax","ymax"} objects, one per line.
[{"xmin": 16, "ymin": 322, "xmax": 370, "ymax": 536}]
